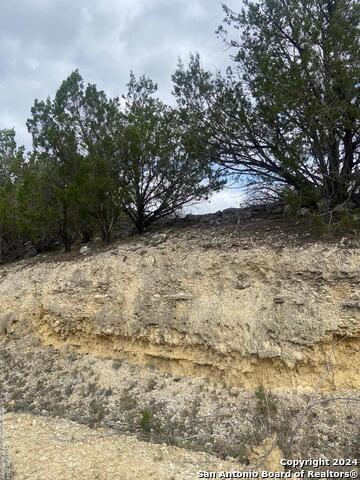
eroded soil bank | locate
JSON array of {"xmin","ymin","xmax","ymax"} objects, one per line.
[{"xmin": 0, "ymin": 219, "xmax": 359, "ymax": 477}]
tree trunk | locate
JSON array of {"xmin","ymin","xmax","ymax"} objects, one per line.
[
  {"xmin": 64, "ymin": 235, "xmax": 72, "ymax": 252},
  {"xmin": 135, "ymin": 218, "xmax": 145, "ymax": 234},
  {"xmin": 62, "ymin": 204, "xmax": 72, "ymax": 252},
  {"xmin": 101, "ymin": 229, "xmax": 112, "ymax": 245},
  {"xmin": 135, "ymin": 200, "xmax": 146, "ymax": 234}
]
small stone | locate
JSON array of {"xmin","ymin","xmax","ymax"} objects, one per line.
[
  {"xmin": 150, "ymin": 234, "xmax": 167, "ymax": 245},
  {"xmin": 249, "ymin": 434, "xmax": 284, "ymax": 472},
  {"xmin": 142, "ymin": 256, "xmax": 155, "ymax": 267},
  {"xmin": 236, "ymin": 273, "xmax": 251, "ymax": 290},
  {"xmin": 163, "ymin": 293, "xmax": 193, "ymax": 301},
  {"xmin": 342, "ymin": 301, "xmax": 360, "ymax": 309},
  {"xmin": 274, "ymin": 296, "xmax": 285, "ymax": 304}
]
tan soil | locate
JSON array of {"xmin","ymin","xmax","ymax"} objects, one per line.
[
  {"xmin": 5, "ymin": 412, "xmax": 240, "ymax": 480},
  {"xmin": 1, "ymin": 217, "xmax": 359, "ymax": 475}
]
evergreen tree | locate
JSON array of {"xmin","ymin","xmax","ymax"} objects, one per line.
[
  {"xmin": 116, "ymin": 73, "xmax": 224, "ymax": 233},
  {"xmin": 16, "ymin": 154, "xmax": 60, "ymax": 252},
  {"xmin": 0, "ymin": 129, "xmax": 25, "ymax": 260},
  {"xmin": 27, "ymin": 72, "xmax": 86, "ymax": 251},
  {"xmin": 75, "ymin": 82, "xmax": 123, "ymax": 245},
  {"xmin": 173, "ymin": 0, "xmax": 360, "ymax": 207}
]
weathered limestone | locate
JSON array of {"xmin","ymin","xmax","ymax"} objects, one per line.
[{"xmin": 0, "ymin": 235, "xmax": 359, "ymax": 392}]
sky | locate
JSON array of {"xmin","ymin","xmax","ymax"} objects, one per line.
[{"xmin": 0, "ymin": 0, "xmax": 243, "ymax": 211}]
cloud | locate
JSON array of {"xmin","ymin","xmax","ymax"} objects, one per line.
[
  {"xmin": 0, "ymin": 0, "xmax": 241, "ymax": 212},
  {"xmin": 188, "ymin": 189, "xmax": 245, "ymax": 214},
  {"xmin": 0, "ymin": 0, "xmax": 239, "ymax": 146}
]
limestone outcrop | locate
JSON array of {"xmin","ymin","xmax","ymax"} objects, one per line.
[{"xmin": 0, "ymin": 229, "xmax": 359, "ymax": 392}]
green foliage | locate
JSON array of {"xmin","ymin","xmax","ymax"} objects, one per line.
[
  {"xmin": 139, "ymin": 409, "xmax": 154, "ymax": 433},
  {"xmin": 0, "ymin": 69, "xmax": 224, "ymax": 260},
  {"xmin": 26, "ymin": 72, "xmax": 86, "ymax": 251},
  {"xmin": 117, "ymin": 73, "xmax": 225, "ymax": 233},
  {"xmin": 336, "ymin": 210, "xmax": 360, "ymax": 231},
  {"xmin": 1, "ymin": 2, "xmax": 359, "ymax": 259},
  {"xmin": 0, "ymin": 129, "xmax": 26, "ymax": 259},
  {"xmin": 255, "ymin": 385, "xmax": 278, "ymax": 416},
  {"xmin": 301, "ymin": 209, "xmax": 360, "ymax": 237},
  {"xmin": 173, "ymin": 0, "xmax": 360, "ymax": 206},
  {"xmin": 282, "ymin": 186, "xmax": 322, "ymax": 214},
  {"xmin": 26, "ymin": 71, "xmax": 123, "ymax": 249},
  {"xmin": 305, "ymin": 214, "xmax": 328, "ymax": 236},
  {"xmin": 15, "ymin": 157, "xmax": 59, "ymax": 251},
  {"xmin": 74, "ymin": 81, "xmax": 124, "ymax": 244}
]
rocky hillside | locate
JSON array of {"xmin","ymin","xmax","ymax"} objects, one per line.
[{"xmin": 0, "ymin": 211, "xmax": 359, "ymax": 478}]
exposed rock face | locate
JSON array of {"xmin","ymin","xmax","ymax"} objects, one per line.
[
  {"xmin": 248, "ymin": 434, "xmax": 284, "ymax": 472},
  {"xmin": 1, "ymin": 223, "xmax": 360, "ymax": 472},
  {"xmin": 0, "ymin": 230, "xmax": 359, "ymax": 393}
]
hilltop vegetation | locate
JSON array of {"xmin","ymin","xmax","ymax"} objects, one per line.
[{"xmin": 0, "ymin": 0, "xmax": 359, "ymax": 261}]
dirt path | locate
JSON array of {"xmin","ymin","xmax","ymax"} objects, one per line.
[{"xmin": 4, "ymin": 413, "xmax": 239, "ymax": 480}]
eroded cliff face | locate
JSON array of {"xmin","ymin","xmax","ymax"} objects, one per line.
[{"xmin": 1, "ymin": 230, "xmax": 359, "ymax": 393}]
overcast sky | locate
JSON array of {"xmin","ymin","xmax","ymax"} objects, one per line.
[{"xmin": 0, "ymin": 0, "xmax": 243, "ymax": 211}]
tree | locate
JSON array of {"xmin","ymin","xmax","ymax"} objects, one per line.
[
  {"xmin": 0, "ymin": 130, "xmax": 56, "ymax": 259},
  {"xmin": 173, "ymin": 0, "xmax": 360, "ymax": 207},
  {"xmin": 74, "ymin": 82, "xmax": 123, "ymax": 245},
  {"xmin": 15, "ymin": 154, "xmax": 60, "ymax": 252},
  {"xmin": 28, "ymin": 71, "xmax": 125, "ymax": 246},
  {"xmin": 0, "ymin": 129, "xmax": 25, "ymax": 260},
  {"xmin": 27, "ymin": 72, "xmax": 86, "ymax": 251},
  {"xmin": 115, "ymin": 73, "xmax": 224, "ymax": 233}
]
